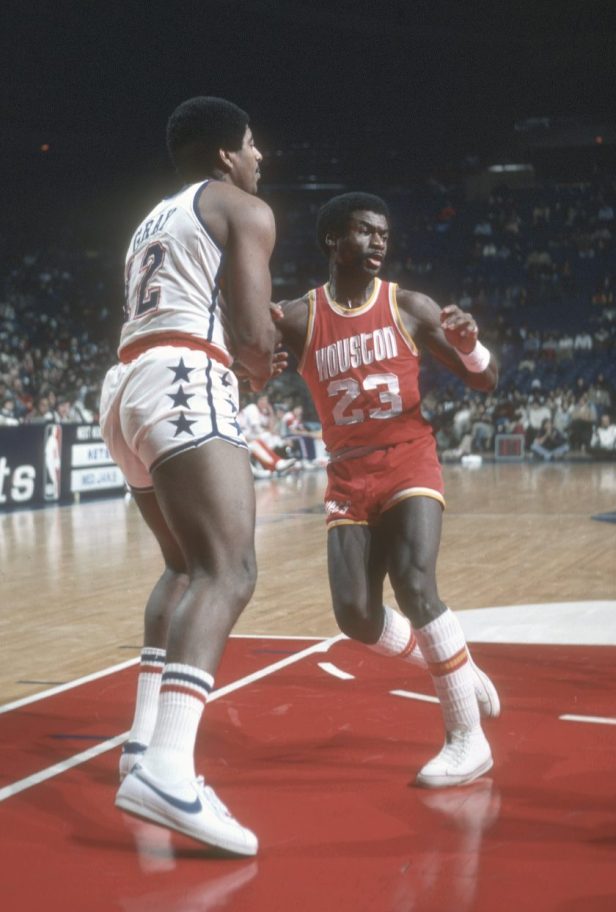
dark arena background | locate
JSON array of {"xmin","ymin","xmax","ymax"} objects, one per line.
[{"xmin": 1, "ymin": 2, "xmax": 615, "ymax": 910}]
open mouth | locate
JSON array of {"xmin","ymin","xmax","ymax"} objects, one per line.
[{"xmin": 365, "ymin": 255, "xmax": 383, "ymax": 269}]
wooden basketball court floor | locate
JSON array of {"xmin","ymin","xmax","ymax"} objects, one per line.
[{"xmin": 1, "ymin": 461, "xmax": 615, "ymax": 911}]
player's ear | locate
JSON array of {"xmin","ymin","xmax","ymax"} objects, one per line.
[
  {"xmin": 218, "ymin": 147, "xmax": 233, "ymax": 172},
  {"xmin": 325, "ymin": 232, "xmax": 336, "ymax": 249}
]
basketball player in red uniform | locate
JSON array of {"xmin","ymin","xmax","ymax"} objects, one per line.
[{"xmin": 276, "ymin": 193, "xmax": 500, "ymax": 787}]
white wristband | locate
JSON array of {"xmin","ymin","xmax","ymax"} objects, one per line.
[{"xmin": 457, "ymin": 340, "xmax": 491, "ymax": 373}]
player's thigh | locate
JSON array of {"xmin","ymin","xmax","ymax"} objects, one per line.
[
  {"xmin": 381, "ymin": 495, "xmax": 443, "ymax": 583},
  {"xmin": 327, "ymin": 523, "xmax": 386, "ymax": 610},
  {"xmin": 152, "ymin": 440, "xmax": 256, "ymax": 572},
  {"xmin": 132, "ymin": 489, "xmax": 186, "ymax": 573}
]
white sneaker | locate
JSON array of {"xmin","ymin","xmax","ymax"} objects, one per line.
[
  {"xmin": 115, "ymin": 765, "xmax": 258, "ymax": 856},
  {"xmin": 469, "ymin": 660, "xmax": 500, "ymax": 718},
  {"xmin": 251, "ymin": 465, "xmax": 272, "ymax": 479},
  {"xmin": 275, "ymin": 457, "xmax": 296, "ymax": 475},
  {"xmin": 119, "ymin": 741, "xmax": 147, "ymax": 782},
  {"xmin": 415, "ymin": 728, "xmax": 493, "ymax": 789}
]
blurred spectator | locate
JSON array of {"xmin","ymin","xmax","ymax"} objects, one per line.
[
  {"xmin": 568, "ymin": 394, "xmax": 598, "ymax": 452},
  {"xmin": 452, "ymin": 399, "xmax": 472, "ymax": 441},
  {"xmin": 531, "ymin": 419, "xmax": 570, "ymax": 461},
  {"xmin": 589, "ymin": 373, "xmax": 613, "ymax": 414},
  {"xmin": 470, "ymin": 403, "xmax": 494, "ymax": 453},
  {"xmin": 553, "ymin": 393, "xmax": 574, "ymax": 436},
  {"xmin": 589, "ymin": 413, "xmax": 616, "ymax": 460},
  {"xmin": 26, "ymin": 394, "xmax": 54, "ymax": 423},
  {"xmin": 238, "ymin": 394, "xmax": 296, "ymax": 477},
  {"xmin": 0, "ymin": 397, "xmax": 19, "ymax": 426},
  {"xmin": 281, "ymin": 402, "xmax": 322, "ymax": 465},
  {"xmin": 54, "ymin": 395, "xmax": 80, "ymax": 422},
  {"xmin": 573, "ymin": 330, "xmax": 593, "ymax": 352},
  {"xmin": 526, "ymin": 395, "xmax": 552, "ymax": 447}
]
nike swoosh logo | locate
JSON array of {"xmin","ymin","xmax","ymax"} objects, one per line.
[{"xmin": 135, "ymin": 770, "xmax": 203, "ymax": 814}]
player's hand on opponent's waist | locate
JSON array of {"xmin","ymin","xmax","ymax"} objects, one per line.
[{"xmin": 233, "ymin": 347, "xmax": 289, "ymax": 392}]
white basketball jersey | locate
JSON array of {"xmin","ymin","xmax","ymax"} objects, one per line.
[{"xmin": 118, "ymin": 180, "xmax": 232, "ymax": 362}]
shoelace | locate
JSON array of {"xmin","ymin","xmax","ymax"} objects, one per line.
[
  {"xmin": 443, "ymin": 732, "xmax": 472, "ymax": 766},
  {"xmin": 195, "ymin": 777, "xmax": 233, "ymax": 819}
]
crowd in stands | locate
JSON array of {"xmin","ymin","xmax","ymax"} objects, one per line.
[
  {"xmin": 0, "ymin": 243, "xmax": 119, "ymax": 427},
  {"xmin": 237, "ymin": 392, "xmax": 325, "ymax": 479},
  {"xmin": 1, "ymin": 165, "xmax": 615, "ymax": 463}
]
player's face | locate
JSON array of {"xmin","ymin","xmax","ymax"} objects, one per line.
[
  {"xmin": 228, "ymin": 127, "xmax": 263, "ymax": 194},
  {"xmin": 334, "ymin": 211, "xmax": 390, "ymax": 276}
]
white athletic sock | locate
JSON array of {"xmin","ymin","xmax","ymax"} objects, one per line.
[
  {"xmin": 143, "ymin": 663, "xmax": 214, "ymax": 781},
  {"xmin": 368, "ymin": 604, "xmax": 427, "ymax": 668},
  {"xmin": 414, "ymin": 609, "xmax": 480, "ymax": 732},
  {"xmin": 128, "ymin": 647, "xmax": 165, "ymax": 746}
]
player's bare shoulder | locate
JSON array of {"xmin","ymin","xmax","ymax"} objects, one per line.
[
  {"xmin": 279, "ymin": 293, "xmax": 310, "ymax": 319},
  {"xmin": 394, "ymin": 287, "xmax": 442, "ymax": 338},
  {"xmin": 197, "ymin": 181, "xmax": 275, "ymax": 248}
]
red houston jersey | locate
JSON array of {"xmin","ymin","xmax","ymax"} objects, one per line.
[{"xmin": 299, "ymin": 279, "xmax": 433, "ymax": 454}]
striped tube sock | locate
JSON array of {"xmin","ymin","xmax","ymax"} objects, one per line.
[
  {"xmin": 142, "ymin": 663, "xmax": 214, "ymax": 782},
  {"xmin": 414, "ymin": 609, "xmax": 480, "ymax": 732},
  {"xmin": 368, "ymin": 605, "xmax": 427, "ymax": 669},
  {"xmin": 128, "ymin": 647, "xmax": 165, "ymax": 746}
]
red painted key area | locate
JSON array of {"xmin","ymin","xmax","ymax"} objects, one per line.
[{"xmin": 1, "ymin": 637, "xmax": 615, "ymax": 912}]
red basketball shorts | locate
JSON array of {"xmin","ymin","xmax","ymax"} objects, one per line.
[{"xmin": 324, "ymin": 435, "xmax": 445, "ymax": 528}]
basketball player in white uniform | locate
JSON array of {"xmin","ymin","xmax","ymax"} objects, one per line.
[{"xmin": 100, "ymin": 97, "xmax": 276, "ymax": 855}]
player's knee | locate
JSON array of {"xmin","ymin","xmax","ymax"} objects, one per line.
[
  {"xmin": 227, "ymin": 553, "xmax": 258, "ymax": 609},
  {"xmin": 392, "ymin": 569, "xmax": 440, "ymax": 626},
  {"xmin": 164, "ymin": 556, "xmax": 188, "ymax": 576},
  {"xmin": 332, "ymin": 596, "xmax": 381, "ymax": 643},
  {"xmin": 188, "ymin": 550, "xmax": 256, "ymax": 614}
]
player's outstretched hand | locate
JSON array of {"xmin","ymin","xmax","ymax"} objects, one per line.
[
  {"xmin": 234, "ymin": 347, "xmax": 289, "ymax": 392},
  {"xmin": 440, "ymin": 305, "xmax": 479, "ymax": 354}
]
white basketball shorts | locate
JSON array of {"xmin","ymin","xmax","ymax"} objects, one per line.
[{"xmin": 99, "ymin": 346, "xmax": 246, "ymax": 490}]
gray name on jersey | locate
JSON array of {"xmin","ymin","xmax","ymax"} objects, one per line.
[
  {"xmin": 132, "ymin": 207, "xmax": 177, "ymax": 252},
  {"xmin": 315, "ymin": 326, "xmax": 399, "ymax": 381}
]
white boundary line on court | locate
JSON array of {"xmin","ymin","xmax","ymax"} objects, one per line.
[
  {"xmin": 390, "ymin": 689, "xmax": 440, "ymax": 704},
  {"xmin": 0, "ymin": 633, "xmax": 344, "ymax": 803},
  {"xmin": 0, "ymin": 658, "xmax": 141, "ymax": 716},
  {"xmin": 0, "ymin": 634, "xmax": 326, "ymax": 716},
  {"xmin": 317, "ymin": 662, "xmax": 355, "ymax": 681},
  {"xmin": 559, "ymin": 714, "xmax": 616, "ymax": 726}
]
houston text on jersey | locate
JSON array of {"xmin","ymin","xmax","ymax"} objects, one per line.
[{"xmin": 315, "ymin": 326, "xmax": 399, "ymax": 381}]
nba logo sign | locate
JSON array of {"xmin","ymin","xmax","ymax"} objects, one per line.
[{"xmin": 44, "ymin": 424, "xmax": 62, "ymax": 501}]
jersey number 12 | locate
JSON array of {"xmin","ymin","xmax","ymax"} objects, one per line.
[{"xmin": 124, "ymin": 242, "xmax": 166, "ymax": 321}]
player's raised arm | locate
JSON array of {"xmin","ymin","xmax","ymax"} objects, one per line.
[{"xmin": 398, "ymin": 291, "xmax": 498, "ymax": 392}]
